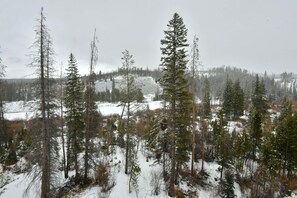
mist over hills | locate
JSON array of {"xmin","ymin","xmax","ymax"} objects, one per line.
[{"xmin": 1, "ymin": 66, "xmax": 297, "ymax": 102}]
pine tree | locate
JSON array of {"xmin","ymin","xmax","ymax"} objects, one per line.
[
  {"xmin": 217, "ymin": 124, "xmax": 232, "ymax": 180},
  {"xmin": 222, "ymin": 79, "xmax": 233, "ymax": 119},
  {"xmin": 249, "ymin": 108, "xmax": 262, "ymax": 160},
  {"xmin": 252, "ymin": 75, "xmax": 268, "ymax": 116},
  {"xmin": 233, "ymin": 79, "xmax": 244, "ymax": 118},
  {"xmin": 275, "ymin": 98, "xmax": 297, "ymax": 176},
  {"xmin": 220, "ymin": 170, "xmax": 236, "ymax": 198},
  {"xmin": 65, "ymin": 53, "xmax": 85, "ymax": 180},
  {"xmin": 202, "ymin": 78, "xmax": 211, "ymax": 118},
  {"xmin": 233, "ymin": 130, "xmax": 252, "ymax": 173},
  {"xmin": 128, "ymin": 138, "xmax": 141, "ymax": 194},
  {"xmin": 260, "ymin": 135, "xmax": 279, "ymax": 177},
  {"xmin": 159, "ymin": 13, "xmax": 191, "ymax": 196}
]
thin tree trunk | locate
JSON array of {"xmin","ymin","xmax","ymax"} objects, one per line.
[
  {"xmin": 59, "ymin": 68, "xmax": 67, "ymax": 179},
  {"xmin": 125, "ymin": 70, "xmax": 130, "ymax": 175},
  {"xmin": 84, "ymin": 30, "xmax": 96, "ymax": 181},
  {"xmin": 190, "ymin": 35, "xmax": 198, "ymax": 176},
  {"xmin": 191, "ymin": 80, "xmax": 196, "ymax": 175},
  {"xmin": 74, "ymin": 133, "xmax": 78, "ymax": 179},
  {"xmin": 168, "ymin": 101, "xmax": 176, "ymax": 197},
  {"xmin": 201, "ymin": 120, "xmax": 206, "ymax": 173},
  {"xmin": 65, "ymin": 136, "xmax": 70, "ymax": 179},
  {"xmin": 40, "ymin": 8, "xmax": 50, "ymax": 198}
]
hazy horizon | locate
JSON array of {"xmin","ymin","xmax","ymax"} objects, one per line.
[{"xmin": 1, "ymin": 0, "xmax": 296, "ymax": 78}]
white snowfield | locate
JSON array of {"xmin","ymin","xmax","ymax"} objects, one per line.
[
  {"xmin": 3, "ymin": 99, "xmax": 163, "ymax": 121},
  {"xmin": 3, "ymin": 76, "xmax": 163, "ymax": 121}
]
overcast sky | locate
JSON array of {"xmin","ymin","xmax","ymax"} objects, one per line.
[{"xmin": 0, "ymin": 0, "xmax": 297, "ymax": 78}]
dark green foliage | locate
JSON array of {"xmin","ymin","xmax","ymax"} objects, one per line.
[
  {"xmin": 233, "ymin": 130, "xmax": 252, "ymax": 172},
  {"xmin": 202, "ymin": 78, "xmax": 211, "ymax": 118},
  {"xmin": 223, "ymin": 79, "xmax": 234, "ymax": 118},
  {"xmin": 216, "ymin": 126, "xmax": 233, "ymax": 180},
  {"xmin": 249, "ymin": 108, "xmax": 262, "ymax": 160},
  {"xmin": 128, "ymin": 138, "xmax": 141, "ymax": 194},
  {"xmin": 233, "ymin": 80, "xmax": 244, "ymax": 118},
  {"xmin": 275, "ymin": 98, "xmax": 297, "ymax": 176},
  {"xmin": 135, "ymin": 88, "xmax": 144, "ymax": 103},
  {"xmin": 252, "ymin": 75, "xmax": 268, "ymax": 116},
  {"xmin": 222, "ymin": 79, "xmax": 244, "ymax": 119},
  {"xmin": 65, "ymin": 53, "xmax": 85, "ymax": 179},
  {"xmin": 220, "ymin": 170, "xmax": 236, "ymax": 198},
  {"xmin": 159, "ymin": 12, "xmax": 191, "ymax": 196},
  {"xmin": 260, "ymin": 135, "xmax": 280, "ymax": 176}
]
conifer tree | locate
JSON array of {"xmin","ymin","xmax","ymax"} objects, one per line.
[
  {"xmin": 222, "ymin": 79, "xmax": 233, "ymax": 119},
  {"xmin": 220, "ymin": 170, "xmax": 236, "ymax": 198},
  {"xmin": 65, "ymin": 53, "xmax": 85, "ymax": 180},
  {"xmin": 159, "ymin": 13, "xmax": 191, "ymax": 196},
  {"xmin": 233, "ymin": 79, "xmax": 244, "ymax": 118},
  {"xmin": 233, "ymin": 130, "xmax": 252, "ymax": 173},
  {"xmin": 252, "ymin": 75, "xmax": 268, "ymax": 116},
  {"xmin": 249, "ymin": 108, "xmax": 262, "ymax": 160},
  {"xmin": 217, "ymin": 124, "xmax": 232, "ymax": 180},
  {"xmin": 275, "ymin": 98, "xmax": 297, "ymax": 176},
  {"xmin": 202, "ymin": 78, "xmax": 211, "ymax": 118},
  {"xmin": 260, "ymin": 135, "xmax": 279, "ymax": 177}
]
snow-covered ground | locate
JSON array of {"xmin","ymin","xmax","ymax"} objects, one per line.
[
  {"xmin": 0, "ymin": 143, "xmax": 243, "ymax": 198},
  {"xmin": 3, "ymin": 97, "xmax": 163, "ymax": 121}
]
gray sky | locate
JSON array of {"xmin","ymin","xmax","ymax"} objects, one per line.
[{"xmin": 0, "ymin": 0, "xmax": 297, "ymax": 78}]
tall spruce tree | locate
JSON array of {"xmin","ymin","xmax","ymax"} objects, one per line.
[
  {"xmin": 252, "ymin": 75, "xmax": 268, "ymax": 116},
  {"xmin": 65, "ymin": 53, "xmax": 85, "ymax": 180},
  {"xmin": 275, "ymin": 98, "xmax": 297, "ymax": 176},
  {"xmin": 233, "ymin": 79, "xmax": 244, "ymax": 118},
  {"xmin": 222, "ymin": 79, "xmax": 233, "ymax": 119},
  {"xmin": 202, "ymin": 78, "xmax": 211, "ymax": 118},
  {"xmin": 220, "ymin": 170, "xmax": 236, "ymax": 198},
  {"xmin": 159, "ymin": 13, "xmax": 191, "ymax": 196},
  {"xmin": 249, "ymin": 108, "xmax": 262, "ymax": 160}
]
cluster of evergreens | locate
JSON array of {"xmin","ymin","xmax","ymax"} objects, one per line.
[
  {"xmin": 95, "ymin": 79, "xmax": 144, "ymax": 103},
  {"xmin": 1, "ymin": 9, "xmax": 297, "ymax": 198}
]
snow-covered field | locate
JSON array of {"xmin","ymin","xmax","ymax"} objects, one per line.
[
  {"xmin": 3, "ymin": 96, "xmax": 163, "ymax": 121},
  {"xmin": 0, "ymin": 143, "xmax": 244, "ymax": 198}
]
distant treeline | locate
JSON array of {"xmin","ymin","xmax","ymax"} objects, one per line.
[{"xmin": 1, "ymin": 66, "xmax": 297, "ymax": 102}]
